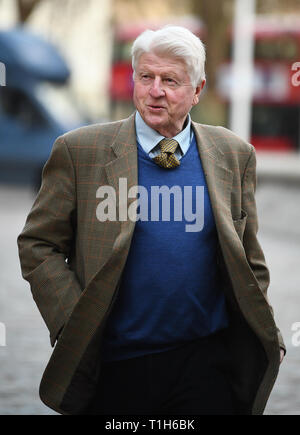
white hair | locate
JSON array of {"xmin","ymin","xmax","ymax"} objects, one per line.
[{"xmin": 131, "ymin": 25, "xmax": 206, "ymax": 88}]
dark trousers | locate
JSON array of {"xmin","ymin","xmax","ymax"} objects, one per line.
[{"xmin": 87, "ymin": 329, "xmax": 235, "ymax": 415}]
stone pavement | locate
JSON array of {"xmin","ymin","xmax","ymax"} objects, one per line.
[
  {"xmin": 255, "ymin": 181, "xmax": 300, "ymax": 415},
  {"xmin": 0, "ymin": 186, "xmax": 57, "ymax": 415},
  {"xmin": 0, "ymin": 176, "xmax": 299, "ymax": 415}
]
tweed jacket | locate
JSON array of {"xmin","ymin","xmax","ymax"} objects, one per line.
[{"xmin": 18, "ymin": 113, "xmax": 284, "ymax": 415}]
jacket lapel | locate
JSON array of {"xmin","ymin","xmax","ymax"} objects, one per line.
[
  {"xmin": 97, "ymin": 114, "xmax": 139, "ymax": 282},
  {"xmin": 192, "ymin": 122, "xmax": 233, "ymax": 236},
  {"xmin": 104, "ymin": 113, "xmax": 138, "ymax": 215}
]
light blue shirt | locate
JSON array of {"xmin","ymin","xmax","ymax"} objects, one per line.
[{"xmin": 135, "ymin": 111, "xmax": 194, "ymax": 160}]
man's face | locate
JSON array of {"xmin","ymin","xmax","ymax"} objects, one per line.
[{"xmin": 133, "ymin": 51, "xmax": 205, "ymax": 138}]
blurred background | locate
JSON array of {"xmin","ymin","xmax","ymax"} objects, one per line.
[{"xmin": 0, "ymin": 0, "xmax": 300, "ymax": 415}]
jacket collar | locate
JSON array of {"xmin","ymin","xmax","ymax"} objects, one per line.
[{"xmin": 110, "ymin": 113, "xmax": 137, "ymax": 159}]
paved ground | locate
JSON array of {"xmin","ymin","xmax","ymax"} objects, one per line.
[
  {"xmin": 256, "ymin": 180, "xmax": 300, "ymax": 415},
  {"xmin": 0, "ymin": 179, "xmax": 299, "ymax": 415}
]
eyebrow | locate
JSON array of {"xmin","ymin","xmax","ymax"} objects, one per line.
[{"xmin": 138, "ymin": 68, "xmax": 181, "ymax": 81}]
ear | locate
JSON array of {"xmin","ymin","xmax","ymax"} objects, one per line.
[{"xmin": 192, "ymin": 79, "xmax": 206, "ymax": 106}]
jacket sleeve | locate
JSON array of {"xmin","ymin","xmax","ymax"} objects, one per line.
[
  {"xmin": 241, "ymin": 146, "xmax": 285, "ymax": 353},
  {"xmin": 17, "ymin": 136, "xmax": 82, "ymax": 347}
]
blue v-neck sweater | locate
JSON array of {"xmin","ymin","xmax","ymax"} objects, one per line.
[{"xmin": 102, "ymin": 136, "xmax": 228, "ymax": 361}]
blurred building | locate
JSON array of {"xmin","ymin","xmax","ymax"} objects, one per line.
[
  {"xmin": 0, "ymin": 0, "xmax": 194, "ymax": 121},
  {"xmin": 1, "ymin": 0, "xmax": 300, "ymax": 153},
  {"xmin": 217, "ymin": 13, "xmax": 300, "ymax": 152},
  {"xmin": 0, "ymin": 0, "xmax": 113, "ymax": 121}
]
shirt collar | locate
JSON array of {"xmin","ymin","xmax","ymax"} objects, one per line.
[{"xmin": 135, "ymin": 111, "xmax": 193, "ymax": 156}]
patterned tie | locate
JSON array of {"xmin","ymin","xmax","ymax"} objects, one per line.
[{"xmin": 153, "ymin": 138, "xmax": 180, "ymax": 169}]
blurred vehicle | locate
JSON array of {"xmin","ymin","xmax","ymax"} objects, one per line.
[
  {"xmin": 109, "ymin": 16, "xmax": 205, "ymax": 118},
  {"xmin": 217, "ymin": 15, "xmax": 300, "ymax": 152},
  {"xmin": 0, "ymin": 27, "xmax": 89, "ymax": 189}
]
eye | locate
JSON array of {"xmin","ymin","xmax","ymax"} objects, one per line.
[
  {"xmin": 164, "ymin": 77, "xmax": 178, "ymax": 87},
  {"xmin": 140, "ymin": 74, "xmax": 151, "ymax": 82}
]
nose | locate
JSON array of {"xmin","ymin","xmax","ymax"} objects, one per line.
[{"xmin": 149, "ymin": 77, "xmax": 165, "ymax": 98}]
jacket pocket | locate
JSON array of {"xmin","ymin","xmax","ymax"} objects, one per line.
[{"xmin": 232, "ymin": 209, "xmax": 247, "ymax": 241}]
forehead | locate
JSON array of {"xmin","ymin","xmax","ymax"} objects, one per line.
[{"xmin": 137, "ymin": 52, "xmax": 189, "ymax": 77}]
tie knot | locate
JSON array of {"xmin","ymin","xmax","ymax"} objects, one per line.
[
  {"xmin": 153, "ymin": 138, "xmax": 180, "ymax": 169},
  {"xmin": 159, "ymin": 138, "xmax": 179, "ymax": 154}
]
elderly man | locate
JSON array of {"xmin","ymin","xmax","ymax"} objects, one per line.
[{"xmin": 18, "ymin": 26, "xmax": 285, "ymax": 416}]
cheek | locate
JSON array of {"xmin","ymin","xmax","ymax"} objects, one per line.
[
  {"xmin": 133, "ymin": 84, "xmax": 147, "ymax": 102},
  {"xmin": 185, "ymin": 92, "xmax": 198, "ymax": 110},
  {"xmin": 133, "ymin": 87, "xmax": 139, "ymax": 104},
  {"xmin": 172, "ymin": 94, "xmax": 194, "ymax": 112},
  {"xmin": 170, "ymin": 89, "xmax": 194, "ymax": 106}
]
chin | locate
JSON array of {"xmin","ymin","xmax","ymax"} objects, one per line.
[{"xmin": 145, "ymin": 115, "xmax": 165, "ymax": 130}]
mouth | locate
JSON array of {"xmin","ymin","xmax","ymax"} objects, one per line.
[{"xmin": 147, "ymin": 105, "xmax": 166, "ymax": 112}]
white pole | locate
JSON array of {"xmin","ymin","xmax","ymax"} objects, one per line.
[{"xmin": 229, "ymin": 0, "xmax": 256, "ymax": 143}]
